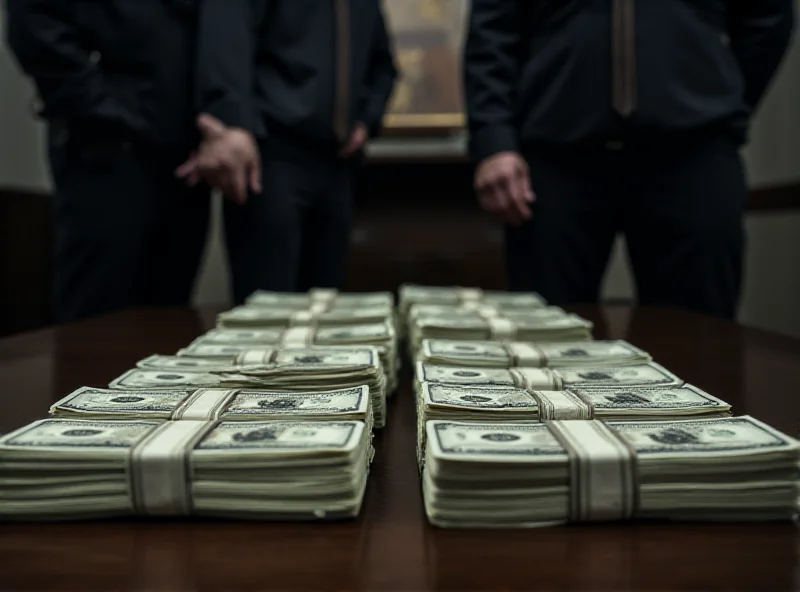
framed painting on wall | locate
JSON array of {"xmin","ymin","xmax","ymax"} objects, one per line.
[{"xmin": 380, "ymin": 0, "xmax": 469, "ymax": 135}]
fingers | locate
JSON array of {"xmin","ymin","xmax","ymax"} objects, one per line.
[
  {"xmin": 339, "ymin": 137, "xmax": 357, "ymax": 158},
  {"xmin": 521, "ymin": 169, "xmax": 536, "ymax": 203},
  {"xmin": 505, "ymin": 171, "xmax": 533, "ymax": 225},
  {"xmin": 248, "ymin": 159, "xmax": 262, "ymax": 194},
  {"xmin": 477, "ymin": 176, "xmax": 524, "ymax": 226},
  {"xmin": 196, "ymin": 113, "xmax": 227, "ymax": 139},
  {"xmin": 175, "ymin": 153, "xmax": 198, "ymax": 179},
  {"xmin": 475, "ymin": 155, "xmax": 536, "ymax": 227}
]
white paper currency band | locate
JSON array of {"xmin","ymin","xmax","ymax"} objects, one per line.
[
  {"xmin": 510, "ymin": 367, "xmax": 562, "ymax": 391},
  {"xmin": 547, "ymin": 420, "xmax": 636, "ymax": 522},
  {"xmin": 280, "ymin": 326, "xmax": 314, "ymax": 348},
  {"xmin": 505, "ymin": 343, "xmax": 544, "ymax": 366},
  {"xmin": 531, "ymin": 390, "xmax": 593, "ymax": 420},
  {"xmin": 487, "ymin": 317, "xmax": 516, "ymax": 340},
  {"xmin": 310, "ymin": 288, "xmax": 337, "ymax": 303},
  {"xmin": 458, "ymin": 288, "xmax": 482, "ymax": 302},
  {"xmin": 174, "ymin": 389, "xmax": 238, "ymax": 420},
  {"xmin": 236, "ymin": 349, "xmax": 278, "ymax": 366},
  {"xmin": 290, "ymin": 310, "xmax": 318, "ymax": 325},
  {"xmin": 475, "ymin": 304, "xmax": 499, "ymax": 317},
  {"xmin": 129, "ymin": 420, "xmax": 213, "ymax": 516}
]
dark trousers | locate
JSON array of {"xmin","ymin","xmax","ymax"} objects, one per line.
[
  {"xmin": 223, "ymin": 138, "xmax": 352, "ymax": 305},
  {"xmin": 506, "ymin": 132, "xmax": 748, "ymax": 319},
  {"xmin": 48, "ymin": 127, "xmax": 211, "ymax": 323}
]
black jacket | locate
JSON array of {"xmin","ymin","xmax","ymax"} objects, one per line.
[
  {"xmin": 464, "ymin": 0, "xmax": 795, "ymax": 162},
  {"xmin": 5, "ymin": 0, "xmax": 203, "ymax": 149},
  {"xmin": 195, "ymin": 0, "xmax": 397, "ymax": 157}
]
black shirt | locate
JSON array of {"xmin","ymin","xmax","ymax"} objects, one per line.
[
  {"xmin": 195, "ymin": 0, "xmax": 398, "ymax": 157},
  {"xmin": 6, "ymin": 0, "xmax": 201, "ymax": 149},
  {"xmin": 463, "ymin": 0, "xmax": 795, "ymax": 162}
]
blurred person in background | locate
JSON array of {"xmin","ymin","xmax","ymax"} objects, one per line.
[
  {"xmin": 463, "ymin": 0, "xmax": 794, "ymax": 319},
  {"xmin": 177, "ymin": 0, "xmax": 397, "ymax": 304},
  {"xmin": 5, "ymin": 0, "xmax": 211, "ymax": 322}
]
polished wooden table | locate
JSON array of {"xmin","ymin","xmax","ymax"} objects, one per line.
[{"xmin": 0, "ymin": 306, "xmax": 798, "ymax": 591}]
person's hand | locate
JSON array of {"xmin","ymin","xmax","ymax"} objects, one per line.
[
  {"xmin": 339, "ymin": 122, "xmax": 368, "ymax": 159},
  {"xmin": 474, "ymin": 151, "xmax": 535, "ymax": 226},
  {"xmin": 176, "ymin": 114, "xmax": 261, "ymax": 204}
]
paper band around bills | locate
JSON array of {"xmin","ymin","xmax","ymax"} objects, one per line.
[
  {"xmin": 458, "ymin": 288, "xmax": 482, "ymax": 302},
  {"xmin": 310, "ymin": 288, "xmax": 337, "ymax": 303},
  {"xmin": 290, "ymin": 310, "xmax": 316, "ymax": 325},
  {"xmin": 508, "ymin": 367, "xmax": 562, "ymax": 390},
  {"xmin": 486, "ymin": 317, "xmax": 516, "ymax": 340},
  {"xmin": 530, "ymin": 390, "xmax": 593, "ymax": 420},
  {"xmin": 505, "ymin": 343, "xmax": 545, "ymax": 366},
  {"xmin": 235, "ymin": 348, "xmax": 280, "ymax": 366},
  {"xmin": 280, "ymin": 326, "xmax": 314, "ymax": 348},
  {"xmin": 547, "ymin": 420, "xmax": 636, "ymax": 522},
  {"xmin": 129, "ymin": 420, "xmax": 214, "ymax": 516},
  {"xmin": 172, "ymin": 389, "xmax": 239, "ymax": 420},
  {"xmin": 471, "ymin": 306, "xmax": 516, "ymax": 340}
]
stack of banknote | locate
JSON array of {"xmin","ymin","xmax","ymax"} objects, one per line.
[
  {"xmin": 398, "ymin": 284, "xmax": 547, "ymax": 317},
  {"xmin": 178, "ymin": 321, "xmax": 399, "ymax": 392},
  {"xmin": 0, "ymin": 417, "xmax": 371, "ymax": 521},
  {"xmin": 245, "ymin": 289, "xmax": 394, "ymax": 310},
  {"xmin": 415, "ymin": 361, "xmax": 684, "ymax": 394},
  {"xmin": 111, "ymin": 347, "xmax": 389, "ymax": 428},
  {"xmin": 218, "ymin": 304, "xmax": 395, "ymax": 329},
  {"xmin": 218, "ymin": 289, "xmax": 395, "ymax": 330},
  {"xmin": 50, "ymin": 385, "xmax": 373, "ymax": 430},
  {"xmin": 422, "ymin": 416, "xmax": 800, "ymax": 527},
  {"xmin": 415, "ymin": 382, "xmax": 733, "ymax": 467},
  {"xmin": 406, "ymin": 306, "xmax": 594, "ymax": 352},
  {"xmin": 417, "ymin": 339, "xmax": 651, "ymax": 367}
]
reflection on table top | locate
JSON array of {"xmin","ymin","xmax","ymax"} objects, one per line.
[{"xmin": 0, "ymin": 305, "xmax": 798, "ymax": 591}]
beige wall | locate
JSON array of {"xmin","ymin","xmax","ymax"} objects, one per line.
[{"xmin": 1, "ymin": 7, "xmax": 799, "ymax": 335}]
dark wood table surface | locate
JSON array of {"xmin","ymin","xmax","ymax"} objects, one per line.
[{"xmin": 0, "ymin": 305, "xmax": 798, "ymax": 591}]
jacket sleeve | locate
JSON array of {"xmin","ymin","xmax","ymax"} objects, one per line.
[
  {"xmin": 727, "ymin": 0, "xmax": 795, "ymax": 110},
  {"xmin": 194, "ymin": 0, "xmax": 263, "ymax": 135},
  {"xmin": 357, "ymin": 6, "xmax": 398, "ymax": 138},
  {"xmin": 463, "ymin": 0, "xmax": 524, "ymax": 163},
  {"xmin": 4, "ymin": 0, "xmax": 126, "ymax": 124}
]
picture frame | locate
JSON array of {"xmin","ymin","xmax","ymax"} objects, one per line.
[{"xmin": 380, "ymin": 0, "xmax": 469, "ymax": 136}]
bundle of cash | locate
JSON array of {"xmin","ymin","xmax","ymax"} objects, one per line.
[
  {"xmin": 398, "ymin": 284, "xmax": 547, "ymax": 316},
  {"xmin": 50, "ymin": 386, "xmax": 373, "ymax": 431},
  {"xmin": 217, "ymin": 303, "xmax": 394, "ymax": 329},
  {"xmin": 415, "ymin": 362, "xmax": 683, "ymax": 393},
  {"xmin": 407, "ymin": 307, "xmax": 593, "ymax": 351},
  {"xmin": 418, "ymin": 339, "xmax": 650, "ymax": 368},
  {"xmin": 180, "ymin": 321, "xmax": 398, "ymax": 392},
  {"xmin": 415, "ymin": 382, "xmax": 732, "ymax": 467},
  {"xmin": 112, "ymin": 347, "xmax": 388, "ymax": 428},
  {"xmin": 245, "ymin": 289, "xmax": 394, "ymax": 309},
  {"xmin": 422, "ymin": 417, "xmax": 799, "ymax": 528},
  {"xmin": 0, "ymin": 418, "xmax": 371, "ymax": 521}
]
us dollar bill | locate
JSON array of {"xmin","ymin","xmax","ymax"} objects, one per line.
[
  {"xmin": 246, "ymin": 289, "xmax": 393, "ymax": 309},
  {"xmin": 426, "ymin": 416, "xmax": 799, "ymax": 459},
  {"xmin": 50, "ymin": 386, "xmax": 372, "ymax": 422},
  {"xmin": 217, "ymin": 304, "xmax": 392, "ymax": 328},
  {"xmin": 420, "ymin": 339, "xmax": 651, "ymax": 367},
  {"xmin": 109, "ymin": 369, "xmax": 223, "ymax": 390},
  {"xmin": 421, "ymin": 383, "xmax": 731, "ymax": 416},
  {"xmin": 416, "ymin": 362, "xmax": 683, "ymax": 390},
  {"xmin": 140, "ymin": 349, "xmax": 380, "ymax": 370},
  {"xmin": 0, "ymin": 418, "xmax": 365, "ymax": 453},
  {"xmin": 399, "ymin": 284, "xmax": 546, "ymax": 311},
  {"xmin": 185, "ymin": 322, "xmax": 393, "ymax": 349}
]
